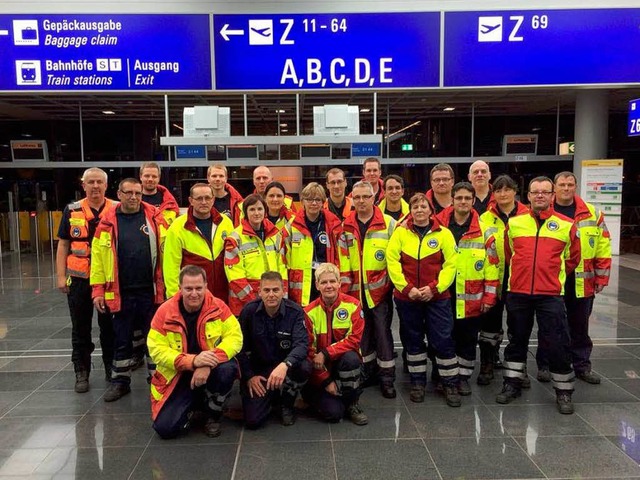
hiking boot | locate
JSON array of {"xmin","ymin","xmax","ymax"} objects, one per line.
[
  {"xmin": 444, "ymin": 385, "xmax": 461, "ymax": 407},
  {"xmin": 74, "ymin": 371, "xmax": 89, "ymax": 394},
  {"xmin": 280, "ymin": 406, "xmax": 296, "ymax": 427},
  {"xmin": 537, "ymin": 369, "xmax": 551, "ymax": 383},
  {"xmin": 103, "ymin": 383, "xmax": 131, "ymax": 402},
  {"xmin": 496, "ymin": 383, "xmax": 521, "ymax": 404},
  {"xmin": 380, "ymin": 383, "xmax": 397, "ymax": 399},
  {"xmin": 347, "ymin": 403, "xmax": 368, "ymax": 426},
  {"xmin": 477, "ymin": 362, "xmax": 494, "ymax": 386},
  {"xmin": 409, "ymin": 384, "xmax": 426, "ymax": 403},
  {"xmin": 204, "ymin": 417, "xmax": 222, "ymax": 437},
  {"xmin": 458, "ymin": 378, "xmax": 472, "ymax": 396},
  {"xmin": 577, "ymin": 370, "xmax": 601, "ymax": 385},
  {"xmin": 556, "ymin": 392, "xmax": 574, "ymax": 415}
]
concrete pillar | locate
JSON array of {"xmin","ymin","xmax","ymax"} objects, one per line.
[{"xmin": 574, "ymin": 90, "xmax": 609, "ymax": 189}]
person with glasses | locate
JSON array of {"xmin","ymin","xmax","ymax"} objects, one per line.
[
  {"xmin": 282, "ymin": 182, "xmax": 342, "ymax": 307},
  {"xmin": 90, "ymin": 178, "xmax": 168, "ymax": 402},
  {"xmin": 379, "ymin": 175, "xmax": 410, "ymax": 221},
  {"xmin": 264, "ymin": 181, "xmax": 295, "ymax": 230},
  {"xmin": 224, "ymin": 194, "xmax": 287, "ymax": 316},
  {"xmin": 426, "ymin": 163, "xmax": 455, "ymax": 214},
  {"xmin": 324, "ymin": 168, "xmax": 353, "ymax": 221},
  {"xmin": 339, "ymin": 181, "xmax": 397, "ymax": 399},
  {"xmin": 497, "ymin": 176, "xmax": 581, "ymax": 414},
  {"xmin": 163, "ymin": 183, "xmax": 235, "ymax": 303},
  {"xmin": 434, "ymin": 182, "xmax": 500, "ymax": 397}
]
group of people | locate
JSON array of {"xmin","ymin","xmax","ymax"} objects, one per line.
[{"xmin": 56, "ymin": 157, "xmax": 611, "ymax": 440}]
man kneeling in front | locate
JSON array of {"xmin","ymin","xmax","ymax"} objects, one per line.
[{"xmin": 148, "ymin": 265, "xmax": 242, "ymax": 438}]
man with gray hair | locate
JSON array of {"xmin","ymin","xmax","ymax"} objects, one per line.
[{"xmin": 56, "ymin": 167, "xmax": 117, "ymax": 393}]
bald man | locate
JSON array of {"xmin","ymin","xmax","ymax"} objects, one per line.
[{"xmin": 468, "ymin": 161, "xmax": 493, "ymax": 215}]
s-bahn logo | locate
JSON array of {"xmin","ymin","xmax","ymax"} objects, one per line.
[
  {"xmin": 336, "ymin": 308, "xmax": 349, "ymax": 320},
  {"xmin": 547, "ymin": 221, "xmax": 559, "ymax": 231},
  {"xmin": 374, "ymin": 249, "xmax": 385, "ymax": 261},
  {"xmin": 428, "ymin": 238, "xmax": 439, "ymax": 249}
]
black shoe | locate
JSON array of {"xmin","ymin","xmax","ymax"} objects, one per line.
[
  {"xmin": 458, "ymin": 379, "xmax": 472, "ymax": 396},
  {"xmin": 477, "ymin": 363, "xmax": 494, "ymax": 386},
  {"xmin": 204, "ymin": 417, "xmax": 222, "ymax": 437},
  {"xmin": 280, "ymin": 406, "xmax": 296, "ymax": 427},
  {"xmin": 577, "ymin": 370, "xmax": 601, "ymax": 385},
  {"xmin": 347, "ymin": 403, "xmax": 369, "ymax": 426},
  {"xmin": 556, "ymin": 392, "xmax": 574, "ymax": 414},
  {"xmin": 537, "ymin": 369, "xmax": 551, "ymax": 383},
  {"xmin": 444, "ymin": 385, "xmax": 461, "ymax": 407},
  {"xmin": 75, "ymin": 371, "xmax": 89, "ymax": 394},
  {"xmin": 103, "ymin": 383, "xmax": 131, "ymax": 402},
  {"xmin": 409, "ymin": 384, "xmax": 425, "ymax": 403},
  {"xmin": 380, "ymin": 383, "xmax": 397, "ymax": 399},
  {"xmin": 496, "ymin": 383, "xmax": 521, "ymax": 404}
]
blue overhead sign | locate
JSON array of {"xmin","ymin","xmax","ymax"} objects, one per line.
[
  {"xmin": 0, "ymin": 14, "xmax": 212, "ymax": 92},
  {"xmin": 213, "ymin": 13, "xmax": 440, "ymax": 90},
  {"xmin": 630, "ymin": 99, "xmax": 640, "ymax": 137},
  {"xmin": 444, "ymin": 9, "xmax": 640, "ymax": 87}
]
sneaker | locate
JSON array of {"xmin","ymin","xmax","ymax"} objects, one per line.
[
  {"xmin": 476, "ymin": 363, "xmax": 494, "ymax": 386},
  {"xmin": 577, "ymin": 370, "xmax": 601, "ymax": 385},
  {"xmin": 280, "ymin": 406, "xmax": 296, "ymax": 427},
  {"xmin": 556, "ymin": 392, "xmax": 574, "ymax": 415},
  {"xmin": 347, "ymin": 403, "xmax": 369, "ymax": 426},
  {"xmin": 204, "ymin": 417, "xmax": 222, "ymax": 437},
  {"xmin": 103, "ymin": 383, "xmax": 131, "ymax": 402},
  {"xmin": 74, "ymin": 371, "xmax": 89, "ymax": 394},
  {"xmin": 444, "ymin": 385, "xmax": 461, "ymax": 407},
  {"xmin": 458, "ymin": 378, "xmax": 472, "ymax": 396},
  {"xmin": 380, "ymin": 383, "xmax": 397, "ymax": 399},
  {"xmin": 409, "ymin": 384, "xmax": 426, "ymax": 403},
  {"xmin": 496, "ymin": 383, "xmax": 521, "ymax": 404},
  {"xmin": 537, "ymin": 369, "xmax": 551, "ymax": 383}
]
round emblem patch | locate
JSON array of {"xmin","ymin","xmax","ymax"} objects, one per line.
[
  {"xmin": 71, "ymin": 227, "xmax": 81, "ymax": 237},
  {"xmin": 475, "ymin": 260, "xmax": 484, "ymax": 271},
  {"xmin": 589, "ymin": 236, "xmax": 595, "ymax": 248},
  {"xmin": 140, "ymin": 224, "xmax": 150, "ymax": 236},
  {"xmin": 374, "ymin": 249, "xmax": 385, "ymax": 261},
  {"xmin": 280, "ymin": 339, "xmax": 291, "ymax": 349},
  {"xmin": 547, "ymin": 221, "xmax": 559, "ymax": 231},
  {"xmin": 428, "ymin": 238, "xmax": 439, "ymax": 249},
  {"xmin": 318, "ymin": 232, "xmax": 328, "ymax": 245},
  {"xmin": 336, "ymin": 308, "xmax": 349, "ymax": 320}
]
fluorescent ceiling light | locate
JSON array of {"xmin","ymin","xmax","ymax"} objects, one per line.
[
  {"xmin": 102, "ymin": 110, "xmax": 115, "ymax": 115},
  {"xmin": 443, "ymin": 107, "xmax": 455, "ymax": 112},
  {"xmin": 276, "ymin": 109, "xmax": 286, "ymax": 113},
  {"xmin": 360, "ymin": 108, "xmax": 371, "ymax": 113}
]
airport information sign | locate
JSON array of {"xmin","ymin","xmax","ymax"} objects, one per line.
[
  {"xmin": 213, "ymin": 13, "xmax": 441, "ymax": 90},
  {"xmin": 0, "ymin": 14, "xmax": 212, "ymax": 91},
  {"xmin": 444, "ymin": 9, "xmax": 640, "ymax": 87}
]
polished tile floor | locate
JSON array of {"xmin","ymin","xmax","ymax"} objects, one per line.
[{"xmin": 1, "ymin": 252, "xmax": 640, "ymax": 479}]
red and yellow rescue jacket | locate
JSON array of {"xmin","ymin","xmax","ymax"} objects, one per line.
[
  {"xmin": 304, "ymin": 292, "xmax": 363, "ymax": 387},
  {"xmin": 223, "ymin": 183, "xmax": 244, "ymax": 227},
  {"xmin": 505, "ymin": 208, "xmax": 581, "ymax": 296},
  {"xmin": 64, "ymin": 198, "xmax": 117, "ymax": 279},
  {"xmin": 425, "ymin": 189, "xmax": 450, "ymax": 214},
  {"xmin": 282, "ymin": 209, "xmax": 342, "ymax": 306},
  {"xmin": 386, "ymin": 215, "xmax": 458, "ymax": 302},
  {"xmin": 378, "ymin": 198, "xmax": 410, "ymax": 222},
  {"xmin": 163, "ymin": 206, "xmax": 235, "ymax": 302},
  {"xmin": 338, "ymin": 207, "xmax": 396, "ymax": 308},
  {"xmin": 324, "ymin": 196, "xmax": 354, "ymax": 221},
  {"xmin": 147, "ymin": 290, "xmax": 242, "ymax": 420},
  {"xmin": 224, "ymin": 219, "xmax": 287, "ymax": 315},
  {"xmin": 436, "ymin": 207, "xmax": 500, "ymax": 318},
  {"xmin": 155, "ymin": 185, "xmax": 180, "ymax": 225},
  {"xmin": 90, "ymin": 202, "xmax": 167, "ymax": 312}
]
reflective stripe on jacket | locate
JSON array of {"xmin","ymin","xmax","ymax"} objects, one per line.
[
  {"xmin": 436, "ymin": 207, "xmax": 500, "ymax": 318},
  {"xmin": 163, "ymin": 206, "xmax": 235, "ymax": 301},
  {"xmin": 147, "ymin": 290, "xmax": 242, "ymax": 420},
  {"xmin": 304, "ymin": 292, "xmax": 363, "ymax": 387},
  {"xmin": 386, "ymin": 214, "xmax": 458, "ymax": 302},
  {"xmin": 339, "ymin": 207, "xmax": 396, "ymax": 308},
  {"xmin": 282, "ymin": 209, "xmax": 342, "ymax": 306},
  {"xmin": 89, "ymin": 202, "xmax": 167, "ymax": 312},
  {"xmin": 505, "ymin": 209, "xmax": 581, "ymax": 296}
]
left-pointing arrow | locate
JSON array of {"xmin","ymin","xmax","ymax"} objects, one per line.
[{"xmin": 220, "ymin": 24, "xmax": 245, "ymax": 41}]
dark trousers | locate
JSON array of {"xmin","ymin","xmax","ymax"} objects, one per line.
[
  {"xmin": 479, "ymin": 297, "xmax": 505, "ymax": 349},
  {"xmin": 302, "ymin": 350, "xmax": 362, "ymax": 422},
  {"xmin": 111, "ymin": 290, "xmax": 156, "ymax": 385},
  {"xmin": 241, "ymin": 359, "xmax": 312, "ymax": 429},
  {"xmin": 504, "ymin": 293, "xmax": 574, "ymax": 392},
  {"xmin": 537, "ymin": 282, "xmax": 595, "ymax": 374},
  {"xmin": 453, "ymin": 315, "xmax": 482, "ymax": 379},
  {"xmin": 67, "ymin": 277, "xmax": 114, "ymax": 375},
  {"xmin": 361, "ymin": 294, "xmax": 395, "ymax": 385},
  {"xmin": 153, "ymin": 359, "xmax": 238, "ymax": 439},
  {"xmin": 395, "ymin": 298, "xmax": 458, "ymax": 387}
]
